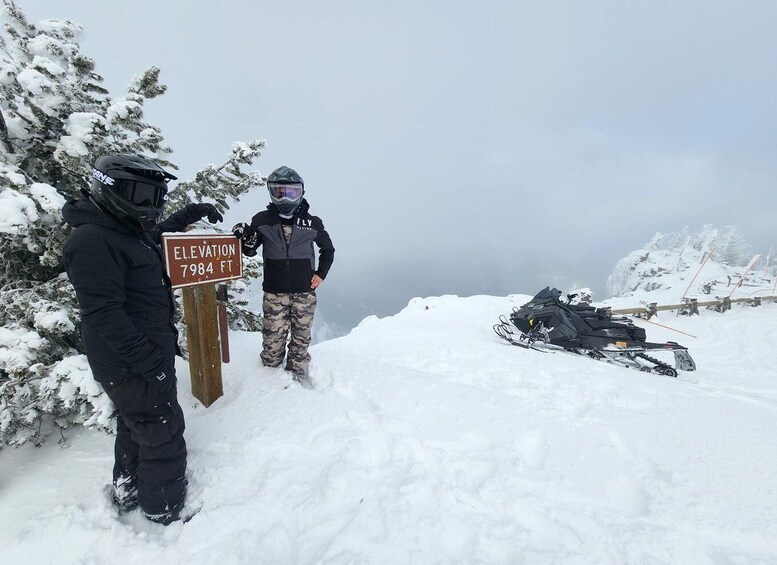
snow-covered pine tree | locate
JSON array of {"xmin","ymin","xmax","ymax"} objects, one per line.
[
  {"xmin": 172, "ymin": 142, "xmax": 266, "ymax": 332},
  {"xmin": 169, "ymin": 139, "xmax": 267, "ymax": 329},
  {"xmin": 167, "ymin": 142, "xmax": 266, "ymax": 355},
  {"xmin": 712, "ymin": 226, "xmax": 752, "ymax": 267},
  {"xmin": 0, "ymin": 1, "xmax": 263, "ymax": 447}
]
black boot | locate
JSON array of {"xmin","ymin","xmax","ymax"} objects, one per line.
[{"xmin": 111, "ymin": 475, "xmax": 138, "ymax": 514}]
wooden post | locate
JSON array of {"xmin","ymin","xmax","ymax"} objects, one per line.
[
  {"xmin": 216, "ymin": 283, "xmax": 230, "ymax": 363},
  {"xmin": 681, "ymin": 247, "xmax": 714, "ymax": 300},
  {"xmin": 182, "ymin": 282, "xmax": 224, "ymax": 407},
  {"xmin": 728, "ymin": 254, "xmax": 761, "ymax": 299}
]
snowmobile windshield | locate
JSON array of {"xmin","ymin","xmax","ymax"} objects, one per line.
[{"xmin": 268, "ymin": 182, "xmax": 303, "ymax": 201}]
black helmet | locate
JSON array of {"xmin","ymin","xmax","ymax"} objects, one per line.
[
  {"xmin": 267, "ymin": 165, "xmax": 304, "ymax": 216},
  {"xmin": 87, "ymin": 154, "xmax": 177, "ymax": 230}
]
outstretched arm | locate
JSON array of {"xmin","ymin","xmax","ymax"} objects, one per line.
[{"xmin": 156, "ymin": 203, "xmax": 224, "ymax": 234}]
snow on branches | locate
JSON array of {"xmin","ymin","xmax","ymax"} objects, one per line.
[
  {"xmin": 0, "ymin": 1, "xmax": 264, "ymax": 447},
  {"xmin": 170, "ymin": 140, "xmax": 266, "ymax": 213}
]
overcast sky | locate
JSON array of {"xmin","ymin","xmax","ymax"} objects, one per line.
[{"xmin": 24, "ymin": 0, "xmax": 777, "ymax": 334}]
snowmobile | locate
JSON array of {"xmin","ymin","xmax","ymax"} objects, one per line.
[{"xmin": 494, "ymin": 287, "xmax": 696, "ymax": 377}]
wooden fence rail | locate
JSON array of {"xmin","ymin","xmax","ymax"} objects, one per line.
[{"xmin": 609, "ymin": 295, "xmax": 777, "ymax": 318}]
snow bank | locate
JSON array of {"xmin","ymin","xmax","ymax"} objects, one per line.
[{"xmin": 1, "ymin": 295, "xmax": 776, "ymax": 564}]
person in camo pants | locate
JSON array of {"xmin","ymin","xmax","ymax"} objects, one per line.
[{"xmin": 232, "ymin": 166, "xmax": 334, "ymax": 387}]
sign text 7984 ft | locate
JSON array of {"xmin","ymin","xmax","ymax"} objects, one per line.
[{"xmin": 162, "ymin": 233, "xmax": 243, "ymax": 289}]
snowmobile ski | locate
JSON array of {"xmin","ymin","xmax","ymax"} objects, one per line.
[{"xmin": 493, "ymin": 315, "xmax": 550, "ymax": 353}]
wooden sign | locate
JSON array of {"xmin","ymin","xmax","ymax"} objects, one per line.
[
  {"xmin": 161, "ymin": 233, "xmax": 242, "ymax": 407},
  {"xmin": 162, "ymin": 233, "xmax": 242, "ymax": 289}
]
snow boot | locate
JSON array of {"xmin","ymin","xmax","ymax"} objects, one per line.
[
  {"xmin": 293, "ymin": 373, "xmax": 314, "ymax": 389},
  {"xmin": 111, "ymin": 475, "xmax": 139, "ymax": 515},
  {"xmin": 144, "ymin": 503, "xmax": 200, "ymax": 525},
  {"xmin": 285, "ymin": 360, "xmax": 313, "ymax": 388}
]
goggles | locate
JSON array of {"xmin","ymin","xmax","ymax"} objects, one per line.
[
  {"xmin": 268, "ymin": 182, "xmax": 303, "ymax": 201},
  {"xmin": 114, "ymin": 178, "xmax": 168, "ymax": 208}
]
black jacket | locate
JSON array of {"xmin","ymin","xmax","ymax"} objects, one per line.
[
  {"xmin": 62, "ymin": 198, "xmax": 197, "ymax": 383},
  {"xmin": 241, "ymin": 200, "xmax": 334, "ymax": 293}
]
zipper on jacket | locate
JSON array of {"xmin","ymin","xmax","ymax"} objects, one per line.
[
  {"xmin": 140, "ymin": 236, "xmax": 177, "ymax": 336},
  {"xmin": 283, "ymin": 222, "xmax": 294, "ymax": 291}
]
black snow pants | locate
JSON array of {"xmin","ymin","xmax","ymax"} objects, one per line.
[{"xmin": 102, "ymin": 370, "xmax": 187, "ymax": 524}]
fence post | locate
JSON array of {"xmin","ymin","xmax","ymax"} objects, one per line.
[{"xmin": 216, "ymin": 283, "xmax": 230, "ymax": 363}]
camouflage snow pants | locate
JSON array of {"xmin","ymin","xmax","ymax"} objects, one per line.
[{"xmin": 261, "ymin": 291, "xmax": 317, "ymax": 377}]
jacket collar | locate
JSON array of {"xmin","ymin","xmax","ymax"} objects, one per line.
[{"xmin": 62, "ymin": 197, "xmax": 142, "ymax": 235}]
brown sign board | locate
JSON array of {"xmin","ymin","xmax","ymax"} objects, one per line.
[{"xmin": 162, "ymin": 233, "xmax": 243, "ymax": 289}]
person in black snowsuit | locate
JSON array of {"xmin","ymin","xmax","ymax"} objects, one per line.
[
  {"xmin": 232, "ymin": 166, "xmax": 334, "ymax": 387},
  {"xmin": 62, "ymin": 154, "xmax": 223, "ymax": 525}
]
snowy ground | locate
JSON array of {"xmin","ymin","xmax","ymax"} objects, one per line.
[{"xmin": 2, "ymin": 294, "xmax": 777, "ymax": 564}]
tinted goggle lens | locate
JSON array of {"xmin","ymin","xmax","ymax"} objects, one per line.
[
  {"xmin": 115, "ymin": 179, "xmax": 167, "ymax": 207},
  {"xmin": 133, "ymin": 181, "xmax": 166, "ymax": 207},
  {"xmin": 268, "ymin": 183, "xmax": 303, "ymax": 200}
]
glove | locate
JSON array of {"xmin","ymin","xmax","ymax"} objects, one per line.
[
  {"xmin": 189, "ymin": 203, "xmax": 223, "ymax": 224},
  {"xmin": 232, "ymin": 222, "xmax": 249, "ymax": 239},
  {"xmin": 233, "ymin": 222, "xmax": 258, "ymax": 247},
  {"xmin": 142, "ymin": 361, "xmax": 176, "ymax": 393}
]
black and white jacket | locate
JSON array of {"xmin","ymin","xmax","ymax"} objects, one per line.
[{"xmin": 241, "ymin": 199, "xmax": 335, "ymax": 294}]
